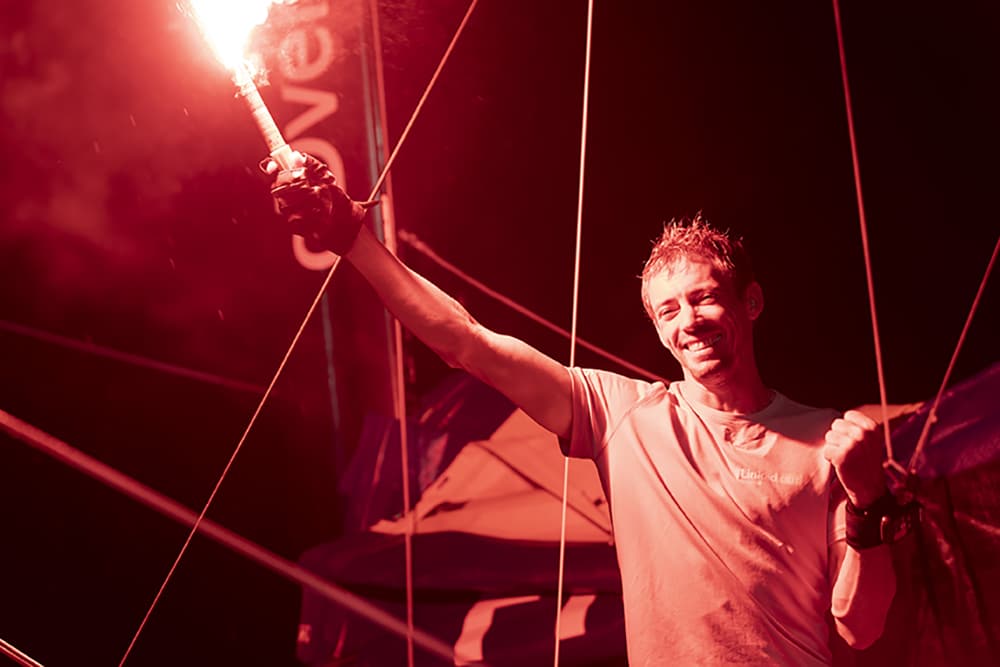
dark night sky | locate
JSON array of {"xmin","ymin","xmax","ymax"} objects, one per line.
[{"xmin": 1, "ymin": 1, "xmax": 997, "ymax": 665}]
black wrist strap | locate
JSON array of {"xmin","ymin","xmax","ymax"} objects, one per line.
[{"xmin": 845, "ymin": 492, "xmax": 897, "ymax": 550}]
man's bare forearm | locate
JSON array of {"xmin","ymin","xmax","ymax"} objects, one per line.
[
  {"xmin": 346, "ymin": 226, "xmax": 480, "ymax": 369},
  {"xmin": 830, "ymin": 541, "xmax": 896, "ymax": 649}
]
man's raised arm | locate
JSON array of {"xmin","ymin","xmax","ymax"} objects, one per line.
[{"xmin": 271, "ymin": 154, "xmax": 573, "ymax": 440}]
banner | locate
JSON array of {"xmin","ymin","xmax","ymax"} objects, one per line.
[{"xmin": 265, "ymin": 0, "xmax": 399, "ymax": 472}]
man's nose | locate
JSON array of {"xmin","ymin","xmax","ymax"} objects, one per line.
[{"xmin": 678, "ymin": 303, "xmax": 702, "ymax": 331}]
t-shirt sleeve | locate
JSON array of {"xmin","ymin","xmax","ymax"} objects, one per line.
[{"xmin": 559, "ymin": 367, "xmax": 653, "ymax": 460}]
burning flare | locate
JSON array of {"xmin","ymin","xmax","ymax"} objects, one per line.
[{"xmin": 186, "ymin": 0, "xmax": 301, "ymax": 170}]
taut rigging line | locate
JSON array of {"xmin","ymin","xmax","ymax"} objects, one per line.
[{"xmin": 118, "ymin": 0, "xmax": 483, "ymax": 665}]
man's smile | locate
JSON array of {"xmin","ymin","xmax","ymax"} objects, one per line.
[{"xmin": 683, "ymin": 333, "xmax": 722, "ymax": 352}]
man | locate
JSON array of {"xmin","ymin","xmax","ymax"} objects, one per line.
[{"xmin": 271, "ymin": 156, "xmax": 897, "ymax": 665}]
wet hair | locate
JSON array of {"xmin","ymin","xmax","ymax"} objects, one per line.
[{"xmin": 640, "ymin": 213, "xmax": 754, "ymax": 319}]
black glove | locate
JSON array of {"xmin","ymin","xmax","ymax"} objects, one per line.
[{"xmin": 269, "ymin": 153, "xmax": 378, "ymax": 256}]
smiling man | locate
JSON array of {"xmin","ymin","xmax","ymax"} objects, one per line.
[
  {"xmin": 560, "ymin": 218, "xmax": 896, "ymax": 665},
  {"xmin": 271, "ymin": 158, "xmax": 898, "ymax": 665}
]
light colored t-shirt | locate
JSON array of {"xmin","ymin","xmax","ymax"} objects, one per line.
[{"xmin": 562, "ymin": 367, "xmax": 843, "ymax": 666}]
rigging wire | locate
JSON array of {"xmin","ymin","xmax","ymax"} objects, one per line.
[
  {"xmin": 368, "ymin": 1, "xmax": 481, "ymax": 201},
  {"xmin": 119, "ymin": 256, "xmax": 346, "ymax": 666},
  {"xmin": 118, "ymin": 1, "xmax": 482, "ymax": 663},
  {"xmin": 0, "ymin": 319, "xmax": 265, "ymax": 394},
  {"xmin": 0, "ymin": 637, "xmax": 45, "ymax": 667},
  {"xmin": 398, "ymin": 230, "xmax": 665, "ymax": 382},
  {"xmin": 830, "ymin": 0, "xmax": 897, "ymax": 469},
  {"xmin": 395, "ymin": 291, "xmax": 416, "ymax": 667},
  {"xmin": 0, "ymin": 408, "xmax": 465, "ymax": 665},
  {"xmin": 554, "ymin": 0, "xmax": 595, "ymax": 663},
  {"xmin": 907, "ymin": 234, "xmax": 999, "ymax": 472},
  {"xmin": 364, "ymin": 0, "xmax": 417, "ymax": 663}
]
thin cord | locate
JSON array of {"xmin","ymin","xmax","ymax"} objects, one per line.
[
  {"xmin": 394, "ymin": 316, "xmax": 416, "ymax": 667},
  {"xmin": 0, "ymin": 408, "xmax": 463, "ymax": 665},
  {"xmin": 907, "ymin": 233, "xmax": 999, "ymax": 472},
  {"xmin": 366, "ymin": 0, "xmax": 417, "ymax": 663},
  {"xmin": 831, "ymin": 0, "xmax": 896, "ymax": 465},
  {"xmin": 117, "ymin": 258, "xmax": 343, "ymax": 667},
  {"xmin": 555, "ymin": 0, "xmax": 595, "ymax": 664},
  {"xmin": 398, "ymin": 230, "xmax": 664, "ymax": 382},
  {"xmin": 0, "ymin": 636, "xmax": 45, "ymax": 667},
  {"xmin": 118, "ymin": 1, "xmax": 482, "ymax": 662},
  {"xmin": 369, "ymin": 0, "xmax": 481, "ymax": 201},
  {"xmin": 0, "ymin": 319, "xmax": 265, "ymax": 394}
]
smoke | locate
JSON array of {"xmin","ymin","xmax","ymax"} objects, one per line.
[
  {"xmin": 0, "ymin": 0, "xmax": 253, "ymax": 299},
  {"xmin": 0, "ymin": 0, "xmax": 293, "ymax": 382}
]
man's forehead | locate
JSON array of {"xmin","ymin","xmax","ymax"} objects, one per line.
[
  {"xmin": 647, "ymin": 258, "xmax": 733, "ymax": 300},
  {"xmin": 653, "ymin": 257, "xmax": 723, "ymax": 284}
]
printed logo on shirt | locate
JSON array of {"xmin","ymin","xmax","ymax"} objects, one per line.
[{"xmin": 734, "ymin": 467, "xmax": 804, "ymax": 486}]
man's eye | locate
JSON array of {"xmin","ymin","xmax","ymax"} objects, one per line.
[
  {"xmin": 699, "ymin": 293, "xmax": 716, "ymax": 303},
  {"xmin": 658, "ymin": 308, "xmax": 677, "ymax": 320}
]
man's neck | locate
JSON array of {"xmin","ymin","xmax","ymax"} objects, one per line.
[{"xmin": 680, "ymin": 372, "xmax": 773, "ymax": 415}]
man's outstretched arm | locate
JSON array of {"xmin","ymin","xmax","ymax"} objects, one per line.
[{"xmin": 272, "ymin": 155, "xmax": 573, "ymax": 440}]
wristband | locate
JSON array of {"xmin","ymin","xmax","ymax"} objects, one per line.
[{"xmin": 844, "ymin": 492, "xmax": 898, "ymax": 550}]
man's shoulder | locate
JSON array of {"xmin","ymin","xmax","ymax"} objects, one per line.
[
  {"xmin": 574, "ymin": 366, "xmax": 666, "ymax": 397},
  {"xmin": 570, "ymin": 367, "xmax": 672, "ymax": 419}
]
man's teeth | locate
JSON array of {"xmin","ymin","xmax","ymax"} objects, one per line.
[{"xmin": 687, "ymin": 334, "xmax": 721, "ymax": 351}]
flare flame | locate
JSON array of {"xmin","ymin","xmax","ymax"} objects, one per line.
[
  {"xmin": 186, "ymin": 0, "xmax": 300, "ymax": 170},
  {"xmin": 187, "ymin": 0, "xmax": 281, "ymax": 70}
]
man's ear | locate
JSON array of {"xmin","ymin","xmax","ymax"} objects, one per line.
[{"xmin": 745, "ymin": 282, "xmax": 764, "ymax": 321}]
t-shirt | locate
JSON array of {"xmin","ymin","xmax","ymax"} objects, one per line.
[{"xmin": 562, "ymin": 367, "xmax": 844, "ymax": 666}]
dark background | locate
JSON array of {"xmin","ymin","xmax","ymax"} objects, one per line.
[{"xmin": 1, "ymin": 0, "xmax": 997, "ymax": 665}]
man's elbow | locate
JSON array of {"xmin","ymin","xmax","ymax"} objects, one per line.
[
  {"xmin": 431, "ymin": 316, "xmax": 483, "ymax": 370},
  {"xmin": 835, "ymin": 619, "xmax": 883, "ymax": 650}
]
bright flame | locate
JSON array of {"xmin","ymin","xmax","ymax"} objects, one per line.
[{"xmin": 187, "ymin": 0, "xmax": 283, "ymax": 70}]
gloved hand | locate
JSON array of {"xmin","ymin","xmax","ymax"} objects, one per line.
[{"xmin": 268, "ymin": 153, "xmax": 378, "ymax": 256}]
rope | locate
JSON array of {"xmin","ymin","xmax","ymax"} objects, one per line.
[
  {"xmin": 365, "ymin": 0, "xmax": 423, "ymax": 662},
  {"xmin": 0, "ymin": 637, "xmax": 45, "ymax": 667},
  {"xmin": 830, "ymin": 0, "xmax": 897, "ymax": 468},
  {"xmin": 0, "ymin": 319, "xmax": 265, "ymax": 394},
  {"xmin": 0, "ymin": 408, "xmax": 467, "ymax": 665},
  {"xmin": 368, "ymin": 0, "xmax": 481, "ymax": 201},
  {"xmin": 554, "ymin": 1, "xmax": 595, "ymax": 663},
  {"xmin": 907, "ymin": 234, "xmax": 999, "ymax": 472},
  {"xmin": 398, "ymin": 231, "xmax": 664, "ymax": 382},
  {"xmin": 118, "ymin": 1, "xmax": 482, "ymax": 662},
  {"xmin": 397, "ymin": 319, "xmax": 416, "ymax": 667},
  {"xmin": 117, "ymin": 258, "xmax": 344, "ymax": 667}
]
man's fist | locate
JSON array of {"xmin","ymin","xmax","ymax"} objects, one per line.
[
  {"xmin": 824, "ymin": 410, "xmax": 887, "ymax": 508},
  {"xmin": 268, "ymin": 153, "xmax": 377, "ymax": 256}
]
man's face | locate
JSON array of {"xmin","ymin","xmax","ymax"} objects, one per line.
[{"xmin": 646, "ymin": 257, "xmax": 761, "ymax": 384}]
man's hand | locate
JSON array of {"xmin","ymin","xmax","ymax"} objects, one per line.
[
  {"xmin": 824, "ymin": 410, "xmax": 887, "ymax": 508},
  {"xmin": 267, "ymin": 153, "xmax": 378, "ymax": 256}
]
